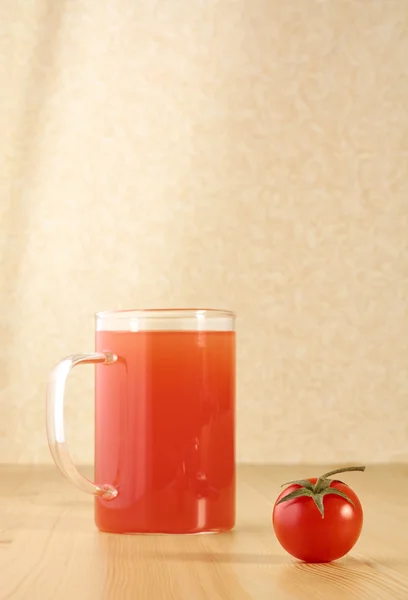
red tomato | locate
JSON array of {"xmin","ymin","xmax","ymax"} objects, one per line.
[{"xmin": 272, "ymin": 467, "xmax": 364, "ymax": 563}]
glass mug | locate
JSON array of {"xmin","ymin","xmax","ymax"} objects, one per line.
[{"xmin": 46, "ymin": 309, "xmax": 236, "ymax": 534}]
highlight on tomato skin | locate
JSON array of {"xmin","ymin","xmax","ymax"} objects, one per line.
[{"xmin": 272, "ymin": 466, "xmax": 365, "ymax": 563}]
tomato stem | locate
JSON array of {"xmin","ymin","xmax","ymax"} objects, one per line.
[
  {"xmin": 319, "ymin": 466, "xmax": 366, "ymax": 480},
  {"xmin": 315, "ymin": 466, "xmax": 365, "ymax": 493},
  {"xmin": 277, "ymin": 465, "xmax": 366, "ymax": 518}
]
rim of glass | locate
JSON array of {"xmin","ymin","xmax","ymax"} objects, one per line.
[{"xmin": 96, "ymin": 308, "xmax": 235, "ymax": 320}]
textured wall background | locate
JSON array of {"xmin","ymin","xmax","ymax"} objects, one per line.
[{"xmin": 1, "ymin": 0, "xmax": 407, "ymax": 465}]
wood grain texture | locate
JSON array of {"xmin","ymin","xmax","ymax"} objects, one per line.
[{"xmin": 1, "ymin": 465, "xmax": 407, "ymax": 599}]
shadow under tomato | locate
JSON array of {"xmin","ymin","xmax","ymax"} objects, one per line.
[
  {"xmin": 276, "ymin": 556, "xmax": 405, "ymax": 597},
  {"xmin": 341, "ymin": 555, "xmax": 408, "ymax": 569}
]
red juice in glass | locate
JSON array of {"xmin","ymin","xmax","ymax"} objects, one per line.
[
  {"xmin": 46, "ymin": 309, "xmax": 235, "ymax": 535},
  {"xmin": 94, "ymin": 317, "xmax": 235, "ymax": 534}
]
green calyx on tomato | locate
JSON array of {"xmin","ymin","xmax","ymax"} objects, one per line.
[{"xmin": 276, "ymin": 465, "xmax": 366, "ymax": 518}]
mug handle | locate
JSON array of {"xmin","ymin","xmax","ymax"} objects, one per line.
[{"xmin": 46, "ymin": 352, "xmax": 118, "ymax": 499}]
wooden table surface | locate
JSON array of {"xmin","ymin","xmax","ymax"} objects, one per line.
[{"xmin": 1, "ymin": 464, "xmax": 407, "ymax": 599}]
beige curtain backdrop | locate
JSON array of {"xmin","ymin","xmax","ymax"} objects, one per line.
[{"xmin": 0, "ymin": 0, "xmax": 407, "ymax": 465}]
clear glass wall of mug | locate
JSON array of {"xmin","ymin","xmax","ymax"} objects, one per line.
[{"xmin": 46, "ymin": 309, "xmax": 236, "ymax": 534}]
